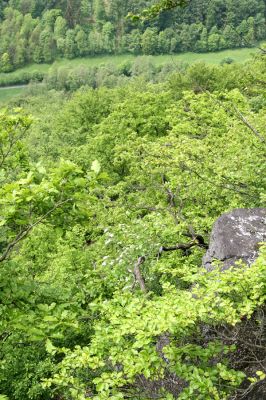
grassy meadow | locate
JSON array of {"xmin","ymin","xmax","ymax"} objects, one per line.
[
  {"xmin": 5, "ymin": 46, "xmax": 260, "ymax": 75},
  {"xmin": 0, "ymin": 46, "xmax": 262, "ymax": 104},
  {"xmin": 0, "ymin": 86, "xmax": 27, "ymax": 104},
  {"xmin": 49, "ymin": 46, "xmax": 260, "ymax": 68}
]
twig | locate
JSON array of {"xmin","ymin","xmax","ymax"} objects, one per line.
[
  {"xmin": 180, "ymin": 162, "xmax": 258, "ymax": 199},
  {"xmin": 198, "ymin": 85, "xmax": 266, "ymax": 148},
  {"xmin": 158, "ymin": 242, "xmax": 196, "ymax": 255},
  {"xmin": 231, "ymin": 380, "xmax": 266, "ymax": 400},
  {"xmin": 232, "ymin": 104, "xmax": 265, "ymax": 144},
  {"xmin": 0, "ymin": 198, "xmax": 72, "ymax": 263},
  {"xmin": 131, "ymin": 236, "xmax": 207, "ymax": 290}
]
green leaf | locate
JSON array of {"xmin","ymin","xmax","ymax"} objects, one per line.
[
  {"xmin": 91, "ymin": 160, "xmax": 101, "ymax": 175},
  {"xmin": 45, "ymin": 339, "xmax": 57, "ymax": 354}
]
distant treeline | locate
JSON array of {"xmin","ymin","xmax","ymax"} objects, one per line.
[{"xmin": 0, "ymin": 0, "xmax": 265, "ymax": 72}]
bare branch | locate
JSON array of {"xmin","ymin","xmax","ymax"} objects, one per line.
[
  {"xmin": 134, "ymin": 256, "xmax": 147, "ymax": 293},
  {"xmin": 131, "ymin": 235, "xmax": 207, "ymax": 291},
  {"xmin": 158, "ymin": 242, "xmax": 196, "ymax": 254}
]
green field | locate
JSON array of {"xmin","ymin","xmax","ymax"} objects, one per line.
[
  {"xmin": 0, "ymin": 46, "xmax": 263, "ymax": 104},
  {"xmin": 1, "ymin": 46, "xmax": 261, "ymax": 76},
  {"xmin": 51, "ymin": 47, "xmax": 260, "ymax": 68},
  {"xmin": 0, "ymin": 86, "xmax": 26, "ymax": 104}
]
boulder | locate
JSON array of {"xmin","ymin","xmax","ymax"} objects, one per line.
[{"xmin": 203, "ymin": 208, "xmax": 266, "ymax": 271}]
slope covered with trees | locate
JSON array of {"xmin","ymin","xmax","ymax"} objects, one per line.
[
  {"xmin": 0, "ymin": 50, "xmax": 265, "ymax": 399},
  {"xmin": 0, "ymin": 0, "xmax": 265, "ymax": 71}
]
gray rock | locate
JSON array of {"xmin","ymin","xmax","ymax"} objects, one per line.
[{"xmin": 203, "ymin": 208, "xmax": 266, "ymax": 271}]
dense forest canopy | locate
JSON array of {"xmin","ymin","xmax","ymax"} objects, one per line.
[
  {"xmin": 0, "ymin": 0, "xmax": 266, "ymax": 399},
  {"xmin": 0, "ymin": 0, "xmax": 265, "ymax": 71},
  {"xmin": 0, "ymin": 51, "xmax": 266, "ymax": 399}
]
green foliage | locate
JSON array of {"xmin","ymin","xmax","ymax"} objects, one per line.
[
  {"xmin": 0, "ymin": 0, "xmax": 265, "ymax": 71},
  {"xmin": 0, "ymin": 109, "xmax": 31, "ymax": 178},
  {"xmin": 0, "ymin": 46, "xmax": 259, "ymax": 92},
  {"xmin": 137, "ymin": 0, "xmax": 189, "ymax": 18},
  {"xmin": 44, "ymin": 250, "xmax": 266, "ymax": 399},
  {"xmin": 0, "ymin": 70, "xmax": 44, "ymax": 87},
  {"xmin": 0, "ymin": 53, "xmax": 12, "ymax": 73},
  {"xmin": 0, "ymin": 56, "xmax": 265, "ymax": 399}
]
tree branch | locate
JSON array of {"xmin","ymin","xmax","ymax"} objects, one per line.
[
  {"xmin": 0, "ymin": 198, "xmax": 72, "ymax": 263},
  {"xmin": 180, "ymin": 162, "xmax": 258, "ymax": 200},
  {"xmin": 204, "ymin": 89, "xmax": 266, "ymax": 146},
  {"xmin": 232, "ymin": 104, "xmax": 265, "ymax": 144},
  {"xmin": 133, "ymin": 256, "xmax": 147, "ymax": 293},
  {"xmin": 131, "ymin": 235, "xmax": 207, "ymax": 292}
]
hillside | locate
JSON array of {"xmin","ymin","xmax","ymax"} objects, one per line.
[
  {"xmin": 0, "ymin": 0, "xmax": 265, "ymax": 71},
  {"xmin": 0, "ymin": 1, "xmax": 265, "ymax": 399},
  {"xmin": 0, "ymin": 49, "xmax": 266, "ymax": 399}
]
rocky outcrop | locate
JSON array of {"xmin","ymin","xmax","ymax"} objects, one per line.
[
  {"xmin": 203, "ymin": 208, "xmax": 266, "ymax": 271},
  {"xmin": 203, "ymin": 209, "xmax": 266, "ymax": 400}
]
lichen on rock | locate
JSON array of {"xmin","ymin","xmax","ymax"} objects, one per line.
[{"xmin": 203, "ymin": 208, "xmax": 266, "ymax": 271}]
